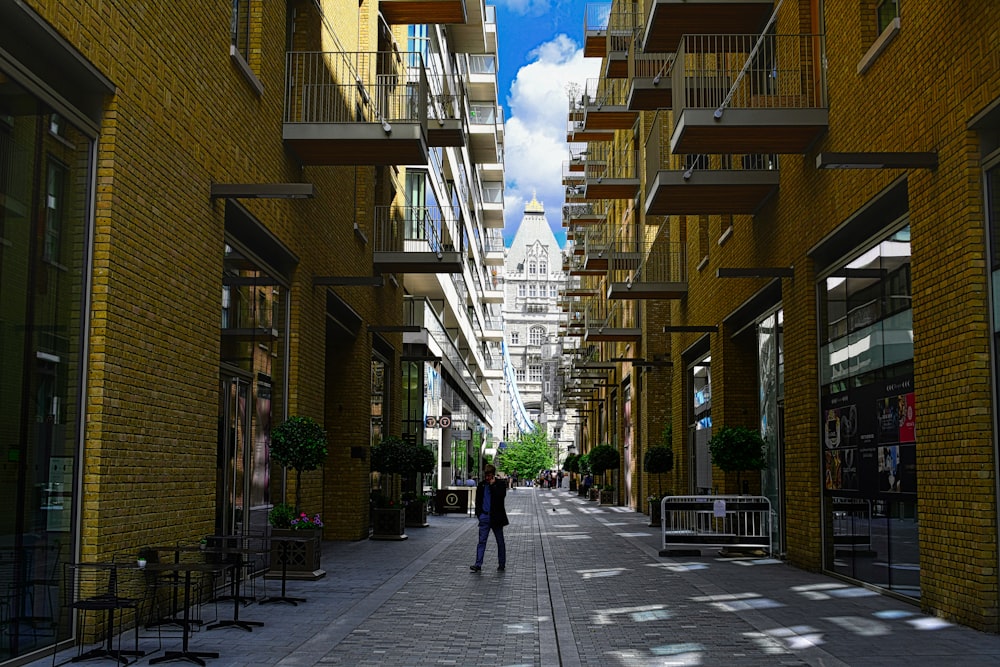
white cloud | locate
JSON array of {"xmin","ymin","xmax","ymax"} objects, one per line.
[
  {"xmin": 494, "ymin": 0, "xmax": 552, "ymax": 17},
  {"xmin": 502, "ymin": 34, "xmax": 599, "ymax": 246}
]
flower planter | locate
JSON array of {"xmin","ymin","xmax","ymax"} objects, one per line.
[
  {"xmin": 266, "ymin": 528, "xmax": 325, "ymax": 581},
  {"xmin": 371, "ymin": 507, "xmax": 408, "ymax": 540},
  {"xmin": 404, "ymin": 500, "xmax": 429, "ymax": 528},
  {"xmin": 588, "ymin": 488, "xmax": 599, "ymax": 502},
  {"xmin": 599, "ymin": 489, "xmax": 616, "ymax": 505}
]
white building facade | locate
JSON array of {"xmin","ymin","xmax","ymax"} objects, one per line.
[{"xmin": 501, "ymin": 196, "xmax": 577, "ymax": 464}]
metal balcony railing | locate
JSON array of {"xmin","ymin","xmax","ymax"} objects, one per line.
[
  {"xmin": 673, "ymin": 33, "xmax": 827, "ymax": 116},
  {"xmin": 374, "ymin": 205, "xmax": 460, "ymax": 255},
  {"xmin": 284, "ymin": 51, "xmax": 428, "ymax": 126}
]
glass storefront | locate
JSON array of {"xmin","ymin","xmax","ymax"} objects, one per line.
[
  {"xmin": 819, "ymin": 224, "xmax": 918, "ymax": 598},
  {"xmin": 218, "ymin": 242, "xmax": 287, "ymax": 536},
  {"xmin": 688, "ymin": 356, "xmax": 712, "ymax": 493},
  {"xmin": 758, "ymin": 309, "xmax": 784, "ymax": 554},
  {"xmin": 0, "ymin": 81, "xmax": 93, "ymax": 661}
]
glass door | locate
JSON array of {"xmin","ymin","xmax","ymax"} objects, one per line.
[{"xmin": 218, "ymin": 373, "xmax": 252, "ymax": 536}]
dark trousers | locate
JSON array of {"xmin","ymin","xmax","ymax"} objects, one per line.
[{"xmin": 475, "ymin": 516, "xmax": 506, "ymax": 567}]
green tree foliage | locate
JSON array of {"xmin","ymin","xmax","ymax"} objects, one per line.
[
  {"xmin": 708, "ymin": 426, "xmax": 766, "ymax": 490},
  {"xmin": 269, "ymin": 416, "xmax": 328, "ymax": 512},
  {"xmin": 587, "ymin": 443, "xmax": 620, "ymax": 476},
  {"xmin": 496, "ymin": 425, "xmax": 554, "ymax": 481},
  {"xmin": 563, "ymin": 453, "xmax": 578, "ymax": 473}
]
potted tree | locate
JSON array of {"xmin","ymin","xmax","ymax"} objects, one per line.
[
  {"xmin": 370, "ymin": 436, "xmax": 409, "ymax": 540},
  {"xmin": 644, "ymin": 426, "xmax": 674, "ymax": 527},
  {"xmin": 564, "ymin": 453, "xmax": 579, "ymax": 491},
  {"xmin": 588, "ymin": 443, "xmax": 620, "ymax": 505},
  {"xmin": 403, "ymin": 441, "xmax": 436, "ymax": 528},
  {"xmin": 268, "ymin": 415, "xmax": 328, "ymax": 579},
  {"xmin": 708, "ymin": 425, "xmax": 766, "ymax": 494}
]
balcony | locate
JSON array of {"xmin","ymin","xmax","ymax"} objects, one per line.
[
  {"xmin": 604, "ymin": 2, "xmax": 640, "ymax": 79},
  {"xmin": 583, "ymin": 136, "xmax": 640, "ymax": 201},
  {"xmin": 670, "ymin": 33, "xmax": 829, "ymax": 154},
  {"xmin": 566, "ymin": 97, "xmax": 615, "ymax": 143},
  {"xmin": 585, "ymin": 298, "xmax": 641, "ymax": 343},
  {"xmin": 483, "ymin": 229, "xmax": 505, "ymax": 265},
  {"xmin": 607, "ymin": 237, "xmax": 688, "ymax": 299},
  {"xmin": 627, "ymin": 52, "xmax": 675, "ymax": 110},
  {"xmin": 463, "ymin": 54, "xmax": 498, "ymax": 100},
  {"xmin": 373, "ymin": 205, "xmax": 464, "ymax": 273},
  {"xmin": 469, "ymin": 103, "xmax": 502, "ymax": 163},
  {"xmin": 582, "ymin": 78, "xmax": 638, "ymax": 130},
  {"xmin": 284, "ymin": 52, "xmax": 429, "ymax": 166},
  {"xmin": 564, "ymin": 202, "xmax": 608, "ymax": 227},
  {"xmin": 641, "ymin": 0, "xmax": 773, "ymax": 54},
  {"xmin": 644, "ymin": 111, "xmax": 779, "ymax": 215},
  {"xmin": 584, "ymin": 3, "xmax": 611, "ymax": 57},
  {"xmin": 481, "ymin": 181, "xmax": 504, "ymax": 228},
  {"xmin": 481, "ymin": 313, "xmax": 504, "ymax": 341},
  {"xmin": 379, "ymin": 0, "xmax": 468, "ymax": 24},
  {"xmin": 427, "ymin": 78, "xmax": 465, "ymax": 147},
  {"xmin": 449, "ymin": 0, "xmax": 491, "ymax": 54}
]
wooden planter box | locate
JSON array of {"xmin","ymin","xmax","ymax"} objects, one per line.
[
  {"xmin": 589, "ymin": 488, "xmax": 600, "ymax": 501},
  {"xmin": 405, "ymin": 500, "xmax": 429, "ymax": 528},
  {"xmin": 599, "ymin": 489, "xmax": 617, "ymax": 505},
  {"xmin": 267, "ymin": 528, "xmax": 325, "ymax": 581},
  {"xmin": 371, "ymin": 507, "xmax": 408, "ymax": 540}
]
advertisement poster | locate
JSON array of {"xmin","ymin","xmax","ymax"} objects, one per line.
[{"xmin": 822, "ymin": 377, "xmax": 916, "ymax": 497}]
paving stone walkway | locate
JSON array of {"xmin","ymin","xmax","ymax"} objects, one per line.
[{"xmin": 34, "ymin": 488, "xmax": 1000, "ymax": 666}]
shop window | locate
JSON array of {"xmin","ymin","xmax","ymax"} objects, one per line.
[{"xmin": 43, "ymin": 160, "xmax": 66, "ymax": 264}]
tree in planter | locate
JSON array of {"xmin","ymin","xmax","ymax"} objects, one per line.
[
  {"xmin": 644, "ymin": 429, "xmax": 674, "ymax": 499},
  {"xmin": 370, "ymin": 435, "xmax": 409, "ymax": 506},
  {"xmin": 270, "ymin": 416, "xmax": 328, "ymax": 513},
  {"xmin": 707, "ymin": 425, "xmax": 766, "ymax": 493},
  {"xmin": 588, "ymin": 443, "xmax": 620, "ymax": 499}
]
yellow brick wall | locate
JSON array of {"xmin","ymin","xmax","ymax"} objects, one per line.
[{"xmin": 22, "ymin": 0, "xmax": 403, "ymax": 557}]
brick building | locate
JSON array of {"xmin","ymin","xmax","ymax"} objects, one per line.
[
  {"xmin": 562, "ymin": 0, "xmax": 1000, "ymax": 630},
  {"xmin": 0, "ymin": 0, "xmax": 503, "ymax": 662}
]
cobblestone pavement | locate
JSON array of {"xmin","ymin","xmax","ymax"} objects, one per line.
[{"xmin": 34, "ymin": 488, "xmax": 1000, "ymax": 666}]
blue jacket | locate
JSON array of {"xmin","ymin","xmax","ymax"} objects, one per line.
[{"xmin": 475, "ymin": 479, "xmax": 509, "ymax": 528}]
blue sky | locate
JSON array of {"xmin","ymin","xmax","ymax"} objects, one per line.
[{"xmin": 493, "ymin": 0, "xmax": 600, "ymax": 248}]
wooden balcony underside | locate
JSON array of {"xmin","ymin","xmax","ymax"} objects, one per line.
[
  {"xmin": 607, "ymin": 281, "xmax": 688, "ymax": 299},
  {"xmin": 379, "ymin": 0, "xmax": 467, "ymax": 24},
  {"xmin": 584, "ymin": 179, "xmax": 640, "ymax": 200},
  {"xmin": 567, "ymin": 214, "xmax": 607, "ymax": 226},
  {"xmin": 628, "ymin": 79, "xmax": 673, "ymax": 111},
  {"xmin": 567, "ymin": 128, "xmax": 616, "ymax": 143},
  {"xmin": 284, "ymin": 123, "xmax": 428, "ymax": 166},
  {"xmin": 605, "ymin": 53, "xmax": 628, "ymax": 79},
  {"xmin": 427, "ymin": 119, "xmax": 465, "ymax": 147},
  {"xmin": 671, "ymin": 108, "xmax": 829, "ymax": 154},
  {"xmin": 583, "ymin": 108, "xmax": 638, "ymax": 130},
  {"xmin": 643, "ymin": 0, "xmax": 773, "ymax": 53},
  {"xmin": 586, "ymin": 327, "xmax": 642, "ymax": 342},
  {"xmin": 584, "ymin": 30, "xmax": 607, "ymax": 57},
  {"xmin": 644, "ymin": 169, "xmax": 780, "ymax": 215},
  {"xmin": 373, "ymin": 251, "xmax": 463, "ymax": 274}
]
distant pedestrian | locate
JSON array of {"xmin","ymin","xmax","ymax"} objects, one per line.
[{"xmin": 470, "ymin": 463, "xmax": 509, "ymax": 572}]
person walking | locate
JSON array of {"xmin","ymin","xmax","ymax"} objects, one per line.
[{"xmin": 470, "ymin": 463, "xmax": 508, "ymax": 572}]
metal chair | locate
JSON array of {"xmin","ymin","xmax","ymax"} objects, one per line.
[{"xmin": 54, "ymin": 561, "xmax": 147, "ymax": 665}]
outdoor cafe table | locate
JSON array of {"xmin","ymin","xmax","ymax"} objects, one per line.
[
  {"xmin": 202, "ymin": 539, "xmax": 267, "ymax": 631},
  {"xmin": 258, "ymin": 535, "xmax": 309, "ymax": 606},
  {"xmin": 144, "ymin": 560, "xmax": 228, "ymax": 666}
]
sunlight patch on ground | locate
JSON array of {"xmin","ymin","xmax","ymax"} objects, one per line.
[
  {"xmin": 907, "ymin": 616, "xmax": 953, "ymax": 630},
  {"xmin": 556, "ymin": 534, "xmax": 592, "ymax": 540},
  {"xmin": 597, "ymin": 520, "xmax": 629, "ymax": 526},
  {"xmin": 645, "ymin": 562, "xmax": 710, "ymax": 572},
  {"xmin": 873, "ymin": 609, "xmax": 916, "ymax": 620},
  {"xmin": 549, "ymin": 523, "xmax": 581, "ymax": 528},
  {"xmin": 591, "ymin": 604, "xmax": 672, "ymax": 625},
  {"xmin": 577, "ymin": 567, "xmax": 629, "ymax": 579},
  {"xmin": 727, "ymin": 558, "xmax": 783, "ymax": 566},
  {"xmin": 743, "ymin": 631, "xmax": 792, "ymax": 655},
  {"xmin": 761, "ymin": 625, "xmax": 825, "ymax": 650},
  {"xmin": 691, "ymin": 592, "xmax": 783, "ymax": 612},
  {"xmin": 504, "ymin": 621, "xmax": 536, "ymax": 634},
  {"xmin": 615, "ymin": 532, "xmax": 654, "ymax": 538},
  {"xmin": 826, "ymin": 615, "xmax": 891, "ymax": 636},
  {"xmin": 608, "ymin": 648, "xmax": 703, "ymax": 666}
]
